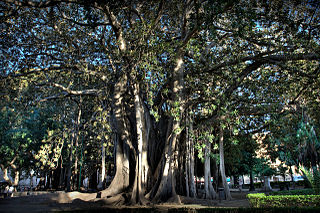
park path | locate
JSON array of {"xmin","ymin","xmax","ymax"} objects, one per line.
[{"xmin": 0, "ymin": 191, "xmax": 250, "ymax": 212}]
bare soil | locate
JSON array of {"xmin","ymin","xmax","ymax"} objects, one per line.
[{"xmin": 0, "ymin": 191, "xmax": 250, "ymax": 212}]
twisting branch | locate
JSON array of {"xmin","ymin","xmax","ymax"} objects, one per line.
[
  {"xmin": 50, "ymin": 82, "xmax": 100, "ymax": 96},
  {"xmin": 35, "ymin": 93, "xmax": 70, "ymax": 103},
  {"xmin": 3, "ymin": 0, "xmax": 61, "ymax": 8},
  {"xmin": 57, "ymin": 6, "xmax": 111, "ymax": 28},
  {"xmin": 0, "ymin": 65, "xmax": 67, "ymax": 80}
]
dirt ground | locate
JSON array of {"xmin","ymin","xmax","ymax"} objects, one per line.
[{"xmin": 0, "ymin": 191, "xmax": 250, "ymax": 212}]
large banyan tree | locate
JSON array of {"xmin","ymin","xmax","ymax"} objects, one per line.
[{"xmin": 1, "ymin": 0, "xmax": 319, "ymax": 204}]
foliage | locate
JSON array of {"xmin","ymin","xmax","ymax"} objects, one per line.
[
  {"xmin": 253, "ymin": 158, "xmax": 276, "ymax": 177},
  {"xmin": 0, "ymin": 107, "xmax": 52, "ymax": 172},
  {"xmin": 234, "ymin": 135, "xmax": 260, "ymax": 176},
  {"xmin": 247, "ymin": 193, "xmax": 320, "ymax": 208},
  {"xmin": 196, "ymin": 207, "xmax": 320, "ymax": 213},
  {"xmin": 300, "ymin": 166, "xmax": 320, "ymax": 194},
  {"xmin": 265, "ymin": 114, "xmax": 301, "ymax": 171},
  {"xmin": 266, "ymin": 112, "xmax": 320, "ymax": 183},
  {"xmin": 247, "ymin": 193, "xmax": 268, "ymax": 208},
  {"xmin": 242, "ymin": 182, "xmax": 264, "ymax": 189},
  {"xmin": 0, "ymin": 105, "xmax": 67, "ymax": 188},
  {"xmin": 296, "ymin": 121, "xmax": 320, "ymax": 168},
  {"xmin": 270, "ymin": 189, "xmax": 315, "ymax": 196},
  {"xmin": 34, "ymin": 128, "xmax": 65, "ymax": 170}
]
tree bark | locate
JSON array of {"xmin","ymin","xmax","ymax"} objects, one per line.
[
  {"xmin": 66, "ymin": 130, "xmax": 74, "ymax": 192},
  {"xmin": 1, "ymin": 166, "xmax": 12, "ymax": 186},
  {"xmin": 152, "ymin": 117, "xmax": 176, "ymax": 202},
  {"xmin": 98, "ymin": 6, "xmax": 134, "ymax": 199},
  {"xmin": 219, "ymin": 125, "xmax": 232, "ymax": 200},
  {"xmin": 0, "ymin": 157, "xmax": 20, "ymax": 189},
  {"xmin": 290, "ymin": 166, "xmax": 295, "ymax": 189},
  {"xmin": 152, "ymin": 52, "xmax": 184, "ymax": 203},
  {"xmin": 189, "ymin": 115, "xmax": 197, "ymax": 198},
  {"xmin": 73, "ymin": 101, "xmax": 81, "ymax": 191},
  {"xmin": 89, "ymin": 168, "xmax": 98, "ymax": 190},
  {"xmin": 185, "ymin": 116, "xmax": 190, "ymax": 197},
  {"xmin": 131, "ymin": 83, "xmax": 149, "ymax": 204},
  {"xmin": 263, "ymin": 176, "xmax": 273, "ymax": 192},
  {"xmin": 98, "ymin": 143, "xmax": 106, "ymax": 190},
  {"xmin": 204, "ymin": 140, "xmax": 216, "ymax": 199},
  {"xmin": 249, "ymin": 171, "xmax": 255, "ymax": 191},
  {"xmin": 185, "ymin": 111, "xmax": 197, "ymax": 198},
  {"xmin": 100, "ymin": 132, "xmax": 129, "ymax": 198}
]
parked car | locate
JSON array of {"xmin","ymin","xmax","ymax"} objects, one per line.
[{"xmin": 293, "ymin": 176, "xmax": 304, "ymax": 182}]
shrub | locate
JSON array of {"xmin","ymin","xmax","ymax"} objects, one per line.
[
  {"xmin": 269, "ymin": 189, "xmax": 315, "ymax": 195},
  {"xmin": 295, "ymin": 180, "xmax": 306, "ymax": 187},
  {"xmin": 247, "ymin": 193, "xmax": 267, "ymax": 207},
  {"xmin": 195, "ymin": 207, "xmax": 320, "ymax": 213},
  {"xmin": 300, "ymin": 167, "xmax": 320, "ymax": 194},
  {"xmin": 247, "ymin": 193, "xmax": 320, "ymax": 208},
  {"xmin": 253, "ymin": 182, "xmax": 263, "ymax": 188},
  {"xmin": 270, "ymin": 181, "xmax": 290, "ymax": 189}
]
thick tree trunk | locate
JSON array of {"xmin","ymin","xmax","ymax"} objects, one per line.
[
  {"xmin": 73, "ymin": 103, "xmax": 81, "ymax": 191},
  {"xmin": 152, "ymin": 118, "xmax": 177, "ymax": 202},
  {"xmin": 290, "ymin": 166, "xmax": 295, "ymax": 189},
  {"xmin": 89, "ymin": 168, "xmax": 98, "ymax": 190},
  {"xmin": 99, "ymin": 6, "xmax": 133, "ymax": 199},
  {"xmin": 131, "ymin": 83, "xmax": 149, "ymax": 204},
  {"xmin": 45, "ymin": 172, "xmax": 51, "ymax": 189},
  {"xmin": 66, "ymin": 134, "xmax": 73, "ymax": 192},
  {"xmin": 212, "ymin": 157, "xmax": 219, "ymax": 192},
  {"xmin": 219, "ymin": 125, "xmax": 232, "ymax": 200},
  {"xmin": 100, "ymin": 69, "xmax": 131, "ymax": 198},
  {"xmin": 249, "ymin": 171, "xmax": 255, "ymax": 191},
  {"xmin": 185, "ymin": 112, "xmax": 197, "ymax": 198},
  {"xmin": 185, "ymin": 118, "xmax": 190, "ymax": 197},
  {"xmin": 98, "ymin": 143, "xmax": 106, "ymax": 190},
  {"xmin": 73, "ymin": 146, "xmax": 78, "ymax": 190},
  {"xmin": 1, "ymin": 167, "xmax": 11, "ymax": 185},
  {"xmin": 204, "ymin": 141, "xmax": 216, "ymax": 199},
  {"xmin": 52, "ymin": 166, "xmax": 60, "ymax": 190},
  {"xmin": 189, "ymin": 116, "xmax": 197, "ymax": 198},
  {"xmin": 152, "ymin": 53, "xmax": 184, "ymax": 203},
  {"xmin": 13, "ymin": 170, "xmax": 19, "ymax": 188},
  {"xmin": 1, "ymin": 158, "xmax": 20, "ymax": 189},
  {"xmin": 141, "ymin": 109, "xmax": 149, "ymax": 195},
  {"xmin": 100, "ymin": 133, "xmax": 129, "ymax": 198},
  {"xmin": 263, "ymin": 176, "xmax": 273, "ymax": 191}
]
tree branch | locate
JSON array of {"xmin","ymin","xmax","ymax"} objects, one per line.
[
  {"xmin": 0, "ymin": 65, "xmax": 67, "ymax": 80},
  {"xmin": 50, "ymin": 82, "xmax": 100, "ymax": 96},
  {"xmin": 3, "ymin": 0, "xmax": 61, "ymax": 8},
  {"xmin": 57, "ymin": 6, "xmax": 111, "ymax": 28}
]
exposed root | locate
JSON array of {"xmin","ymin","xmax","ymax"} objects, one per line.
[
  {"xmin": 129, "ymin": 195, "xmax": 151, "ymax": 206},
  {"xmin": 51, "ymin": 191, "xmax": 97, "ymax": 204},
  {"xmin": 94, "ymin": 193, "xmax": 127, "ymax": 206},
  {"xmin": 166, "ymin": 194, "xmax": 182, "ymax": 205}
]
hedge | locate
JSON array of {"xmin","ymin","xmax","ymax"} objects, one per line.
[
  {"xmin": 247, "ymin": 193, "xmax": 320, "ymax": 208},
  {"xmin": 269, "ymin": 189, "xmax": 315, "ymax": 195},
  {"xmin": 242, "ymin": 180, "xmax": 305, "ymax": 189},
  {"xmin": 242, "ymin": 182, "xmax": 263, "ymax": 189},
  {"xmin": 73, "ymin": 207, "xmax": 320, "ymax": 213}
]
